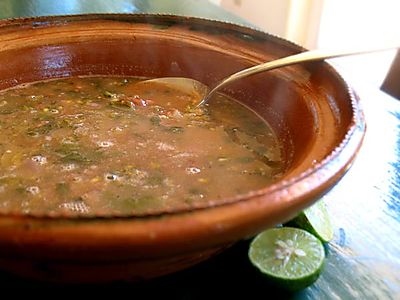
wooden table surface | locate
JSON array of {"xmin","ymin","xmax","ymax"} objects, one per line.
[{"xmin": 0, "ymin": 1, "xmax": 399, "ymax": 298}]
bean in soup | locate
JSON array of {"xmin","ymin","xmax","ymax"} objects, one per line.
[{"xmin": 0, "ymin": 77, "xmax": 283, "ymax": 216}]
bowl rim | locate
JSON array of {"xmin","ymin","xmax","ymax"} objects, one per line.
[{"xmin": 0, "ymin": 13, "xmax": 366, "ymax": 220}]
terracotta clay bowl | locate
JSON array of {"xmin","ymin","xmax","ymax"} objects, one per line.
[{"xmin": 0, "ymin": 14, "xmax": 365, "ymax": 283}]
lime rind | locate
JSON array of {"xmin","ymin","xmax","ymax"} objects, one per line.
[
  {"xmin": 249, "ymin": 227, "xmax": 325, "ymax": 291},
  {"xmin": 288, "ymin": 200, "xmax": 334, "ymax": 243}
]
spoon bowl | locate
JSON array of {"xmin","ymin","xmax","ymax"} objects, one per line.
[{"xmin": 137, "ymin": 77, "xmax": 209, "ymax": 98}]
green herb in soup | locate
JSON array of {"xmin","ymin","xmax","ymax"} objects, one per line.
[{"xmin": 0, "ymin": 77, "xmax": 283, "ymax": 216}]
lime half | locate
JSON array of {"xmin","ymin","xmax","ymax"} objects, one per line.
[
  {"xmin": 249, "ymin": 227, "xmax": 325, "ymax": 291},
  {"xmin": 288, "ymin": 200, "xmax": 334, "ymax": 242}
]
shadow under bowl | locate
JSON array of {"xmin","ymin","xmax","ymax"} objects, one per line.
[{"xmin": 0, "ymin": 14, "xmax": 365, "ymax": 283}]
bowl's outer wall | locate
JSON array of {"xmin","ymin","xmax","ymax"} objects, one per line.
[{"xmin": 0, "ymin": 15, "xmax": 365, "ymax": 282}]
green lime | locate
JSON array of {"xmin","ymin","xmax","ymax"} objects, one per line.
[
  {"xmin": 287, "ymin": 200, "xmax": 333, "ymax": 242},
  {"xmin": 249, "ymin": 227, "xmax": 325, "ymax": 291}
]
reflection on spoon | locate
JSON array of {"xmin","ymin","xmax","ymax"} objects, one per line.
[{"xmin": 139, "ymin": 46, "xmax": 399, "ymax": 107}]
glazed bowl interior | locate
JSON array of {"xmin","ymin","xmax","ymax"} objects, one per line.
[
  {"xmin": 0, "ymin": 15, "xmax": 355, "ymax": 186},
  {"xmin": 0, "ymin": 15, "xmax": 365, "ymax": 282}
]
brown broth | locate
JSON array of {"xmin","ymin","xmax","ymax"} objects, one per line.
[{"xmin": 0, "ymin": 77, "xmax": 283, "ymax": 216}]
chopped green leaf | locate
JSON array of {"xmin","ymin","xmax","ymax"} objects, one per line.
[
  {"xmin": 237, "ymin": 156, "xmax": 255, "ymax": 163},
  {"xmin": 166, "ymin": 126, "xmax": 184, "ymax": 133},
  {"xmin": 27, "ymin": 121, "xmax": 58, "ymax": 136},
  {"xmin": 56, "ymin": 182, "xmax": 70, "ymax": 200},
  {"xmin": 103, "ymin": 90, "xmax": 116, "ymax": 98},
  {"xmin": 150, "ymin": 115, "xmax": 161, "ymax": 126},
  {"xmin": 55, "ymin": 143, "xmax": 103, "ymax": 164}
]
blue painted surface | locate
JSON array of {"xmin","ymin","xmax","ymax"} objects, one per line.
[
  {"xmin": 0, "ymin": 0, "xmax": 248, "ymax": 26},
  {"xmin": 0, "ymin": 1, "xmax": 398, "ymax": 298}
]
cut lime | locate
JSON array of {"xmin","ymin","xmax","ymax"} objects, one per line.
[
  {"xmin": 287, "ymin": 200, "xmax": 334, "ymax": 242},
  {"xmin": 249, "ymin": 227, "xmax": 325, "ymax": 291}
]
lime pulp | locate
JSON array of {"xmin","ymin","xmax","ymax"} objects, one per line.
[{"xmin": 249, "ymin": 227, "xmax": 325, "ymax": 291}]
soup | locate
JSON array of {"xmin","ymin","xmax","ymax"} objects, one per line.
[{"xmin": 0, "ymin": 77, "xmax": 283, "ymax": 216}]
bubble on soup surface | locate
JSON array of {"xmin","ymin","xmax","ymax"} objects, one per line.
[
  {"xmin": 26, "ymin": 186, "xmax": 40, "ymax": 195},
  {"xmin": 185, "ymin": 167, "xmax": 201, "ymax": 174},
  {"xmin": 31, "ymin": 155, "xmax": 47, "ymax": 165},
  {"xmin": 97, "ymin": 141, "xmax": 114, "ymax": 148}
]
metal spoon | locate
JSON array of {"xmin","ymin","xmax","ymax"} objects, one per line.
[{"xmin": 141, "ymin": 46, "xmax": 399, "ymax": 106}]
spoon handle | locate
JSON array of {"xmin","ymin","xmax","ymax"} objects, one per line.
[{"xmin": 199, "ymin": 45, "xmax": 399, "ymax": 106}]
